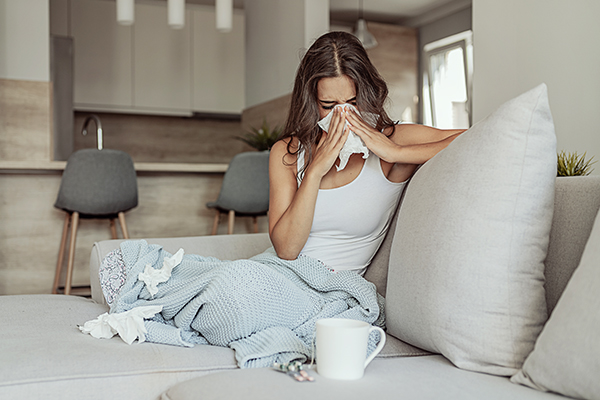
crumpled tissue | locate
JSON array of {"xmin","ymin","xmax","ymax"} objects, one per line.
[
  {"xmin": 138, "ymin": 248, "xmax": 184, "ymax": 297},
  {"xmin": 79, "ymin": 305, "xmax": 163, "ymax": 345},
  {"xmin": 317, "ymin": 103, "xmax": 379, "ymax": 171}
]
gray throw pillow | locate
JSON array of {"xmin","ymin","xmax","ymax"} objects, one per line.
[
  {"xmin": 511, "ymin": 207, "xmax": 600, "ymax": 399},
  {"xmin": 385, "ymin": 84, "xmax": 556, "ymax": 376}
]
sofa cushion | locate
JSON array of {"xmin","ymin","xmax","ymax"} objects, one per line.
[
  {"xmin": 511, "ymin": 205, "xmax": 600, "ymax": 399},
  {"xmin": 379, "ymin": 333, "xmax": 431, "ymax": 358},
  {"xmin": 161, "ymin": 356, "xmax": 567, "ymax": 400},
  {"xmin": 0, "ymin": 295, "xmax": 237, "ymax": 400},
  {"xmin": 385, "ymin": 84, "xmax": 557, "ymax": 376},
  {"xmin": 0, "ymin": 294, "xmax": 426, "ymax": 400},
  {"xmin": 364, "ymin": 190, "xmax": 405, "ymax": 297},
  {"xmin": 542, "ymin": 176, "xmax": 600, "ymax": 314}
]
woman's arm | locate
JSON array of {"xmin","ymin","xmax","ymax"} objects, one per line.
[
  {"xmin": 390, "ymin": 131, "xmax": 462, "ymax": 165},
  {"xmin": 268, "ymin": 140, "xmax": 318, "ymax": 260},
  {"xmin": 269, "ymin": 108, "xmax": 350, "ymax": 260},
  {"xmin": 345, "ymin": 109, "xmax": 464, "ymax": 165},
  {"xmin": 392, "ymin": 123, "xmax": 464, "ymax": 145}
]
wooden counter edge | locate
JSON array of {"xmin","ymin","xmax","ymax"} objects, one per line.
[{"xmin": 0, "ymin": 161, "xmax": 228, "ymax": 173}]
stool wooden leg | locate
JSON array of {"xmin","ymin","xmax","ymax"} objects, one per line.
[
  {"xmin": 109, "ymin": 219, "xmax": 118, "ymax": 239},
  {"xmin": 64, "ymin": 211, "xmax": 79, "ymax": 296},
  {"xmin": 211, "ymin": 210, "xmax": 220, "ymax": 235},
  {"xmin": 252, "ymin": 217, "xmax": 258, "ymax": 233},
  {"xmin": 118, "ymin": 212, "xmax": 130, "ymax": 239},
  {"xmin": 52, "ymin": 213, "xmax": 71, "ymax": 294},
  {"xmin": 227, "ymin": 210, "xmax": 235, "ymax": 235}
]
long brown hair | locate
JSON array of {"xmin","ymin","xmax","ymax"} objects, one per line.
[{"xmin": 280, "ymin": 31, "xmax": 394, "ymax": 174}]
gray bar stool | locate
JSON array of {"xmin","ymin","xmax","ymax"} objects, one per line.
[
  {"xmin": 207, "ymin": 151, "xmax": 270, "ymax": 235},
  {"xmin": 52, "ymin": 116, "xmax": 138, "ymax": 295}
]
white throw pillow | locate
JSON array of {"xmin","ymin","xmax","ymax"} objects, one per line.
[
  {"xmin": 511, "ymin": 207, "xmax": 600, "ymax": 399},
  {"xmin": 385, "ymin": 84, "xmax": 557, "ymax": 376}
]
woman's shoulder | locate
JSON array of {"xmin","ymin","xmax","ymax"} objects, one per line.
[
  {"xmin": 387, "ymin": 123, "xmax": 424, "ymax": 143},
  {"xmin": 271, "ymin": 137, "xmax": 299, "ymax": 155},
  {"xmin": 270, "ymin": 137, "xmax": 300, "ymax": 168}
]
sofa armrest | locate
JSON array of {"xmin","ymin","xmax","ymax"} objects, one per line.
[{"xmin": 89, "ymin": 233, "xmax": 272, "ymax": 304}]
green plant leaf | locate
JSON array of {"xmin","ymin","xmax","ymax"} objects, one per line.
[
  {"xmin": 557, "ymin": 151, "xmax": 596, "ymax": 176},
  {"xmin": 235, "ymin": 117, "xmax": 283, "ymax": 151}
]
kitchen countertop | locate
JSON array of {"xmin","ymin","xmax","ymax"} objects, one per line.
[{"xmin": 0, "ymin": 160, "xmax": 229, "ymax": 173}]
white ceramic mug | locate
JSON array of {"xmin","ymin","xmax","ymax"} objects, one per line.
[{"xmin": 316, "ymin": 318, "xmax": 386, "ymax": 380}]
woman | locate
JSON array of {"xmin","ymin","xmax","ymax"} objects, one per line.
[
  {"xmin": 89, "ymin": 31, "xmax": 463, "ymax": 368},
  {"xmin": 269, "ymin": 31, "xmax": 462, "ymax": 274}
]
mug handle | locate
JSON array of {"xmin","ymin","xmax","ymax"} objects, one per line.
[{"xmin": 364, "ymin": 326, "xmax": 386, "ymax": 368}]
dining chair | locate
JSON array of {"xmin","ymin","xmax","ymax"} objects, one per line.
[
  {"xmin": 52, "ymin": 148, "xmax": 138, "ymax": 295},
  {"xmin": 207, "ymin": 151, "xmax": 270, "ymax": 235}
]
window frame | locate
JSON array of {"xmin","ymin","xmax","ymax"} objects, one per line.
[{"xmin": 422, "ymin": 30, "xmax": 473, "ymax": 128}]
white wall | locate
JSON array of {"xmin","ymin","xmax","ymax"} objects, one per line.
[
  {"xmin": 304, "ymin": 0, "xmax": 330, "ymax": 50},
  {"xmin": 244, "ymin": 0, "xmax": 329, "ymax": 108},
  {"xmin": 473, "ymin": 0, "xmax": 600, "ymax": 172},
  {"xmin": 0, "ymin": 0, "xmax": 50, "ymax": 81}
]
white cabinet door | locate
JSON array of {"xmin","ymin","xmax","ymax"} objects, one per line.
[
  {"xmin": 133, "ymin": 2, "xmax": 191, "ymax": 113},
  {"xmin": 71, "ymin": 1, "xmax": 244, "ymax": 115},
  {"xmin": 72, "ymin": 0, "xmax": 133, "ymax": 109},
  {"xmin": 192, "ymin": 8, "xmax": 245, "ymax": 114}
]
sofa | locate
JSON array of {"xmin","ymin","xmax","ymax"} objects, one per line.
[{"xmin": 2, "ymin": 85, "xmax": 600, "ymax": 400}]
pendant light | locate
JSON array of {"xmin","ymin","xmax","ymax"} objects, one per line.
[
  {"xmin": 216, "ymin": 0, "xmax": 233, "ymax": 33},
  {"xmin": 354, "ymin": 0, "xmax": 377, "ymax": 49},
  {"xmin": 168, "ymin": 0, "xmax": 185, "ymax": 29},
  {"xmin": 116, "ymin": 0, "xmax": 134, "ymax": 26}
]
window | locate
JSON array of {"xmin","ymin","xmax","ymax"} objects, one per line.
[{"xmin": 422, "ymin": 31, "xmax": 473, "ymax": 129}]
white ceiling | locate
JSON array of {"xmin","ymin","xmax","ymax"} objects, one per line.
[
  {"xmin": 329, "ymin": 0, "xmax": 465, "ymax": 25},
  {"xmin": 333, "ymin": 0, "xmax": 460, "ymax": 17},
  {"xmin": 183, "ymin": 0, "xmax": 470, "ymax": 26}
]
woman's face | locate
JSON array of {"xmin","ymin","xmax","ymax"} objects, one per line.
[{"xmin": 316, "ymin": 75, "xmax": 357, "ymax": 119}]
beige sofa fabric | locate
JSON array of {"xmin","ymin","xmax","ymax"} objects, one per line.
[
  {"xmin": 385, "ymin": 84, "xmax": 557, "ymax": 376},
  {"xmin": 511, "ymin": 205, "xmax": 600, "ymax": 399},
  {"xmin": 364, "ymin": 189, "xmax": 405, "ymax": 297},
  {"xmin": 0, "ymin": 295, "xmax": 237, "ymax": 400},
  {"xmin": 542, "ymin": 176, "xmax": 600, "ymax": 314},
  {"xmin": 161, "ymin": 356, "xmax": 568, "ymax": 400}
]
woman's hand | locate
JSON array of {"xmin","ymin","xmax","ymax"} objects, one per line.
[
  {"xmin": 307, "ymin": 107, "xmax": 350, "ymax": 179},
  {"xmin": 346, "ymin": 108, "xmax": 464, "ymax": 165},
  {"xmin": 344, "ymin": 108, "xmax": 400, "ymax": 163}
]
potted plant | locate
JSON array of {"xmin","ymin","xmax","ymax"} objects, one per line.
[
  {"xmin": 236, "ymin": 118, "xmax": 283, "ymax": 151},
  {"xmin": 557, "ymin": 151, "xmax": 596, "ymax": 176}
]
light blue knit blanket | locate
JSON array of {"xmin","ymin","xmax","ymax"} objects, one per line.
[{"xmin": 111, "ymin": 240, "xmax": 385, "ymax": 368}]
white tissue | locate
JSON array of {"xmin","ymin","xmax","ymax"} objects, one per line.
[
  {"xmin": 79, "ymin": 305, "xmax": 163, "ymax": 345},
  {"xmin": 138, "ymin": 248, "xmax": 184, "ymax": 297},
  {"xmin": 317, "ymin": 104, "xmax": 378, "ymax": 171}
]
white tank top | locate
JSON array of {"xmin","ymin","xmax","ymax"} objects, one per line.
[{"xmin": 297, "ymin": 150, "xmax": 407, "ymax": 275}]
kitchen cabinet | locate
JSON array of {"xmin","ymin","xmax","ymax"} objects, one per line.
[
  {"xmin": 72, "ymin": 0, "xmax": 133, "ymax": 109},
  {"xmin": 71, "ymin": 0, "xmax": 244, "ymax": 116},
  {"xmin": 192, "ymin": 9, "xmax": 245, "ymax": 114},
  {"xmin": 134, "ymin": 3, "xmax": 192, "ymax": 113}
]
